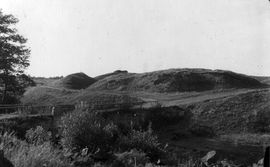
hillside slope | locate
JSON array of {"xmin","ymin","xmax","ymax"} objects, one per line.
[
  {"xmin": 186, "ymin": 88, "xmax": 270, "ymax": 134},
  {"xmin": 116, "ymin": 88, "xmax": 270, "ymax": 134},
  {"xmin": 22, "ymin": 86, "xmax": 142, "ymax": 106},
  {"xmin": 22, "ymin": 86, "xmax": 78, "ymax": 105},
  {"xmin": 251, "ymin": 76, "xmax": 270, "ymax": 85},
  {"xmin": 94, "ymin": 70, "xmax": 128, "ymax": 80},
  {"xmin": 88, "ymin": 69, "xmax": 265, "ymax": 92},
  {"xmin": 22, "ymin": 68, "xmax": 267, "ymax": 105}
]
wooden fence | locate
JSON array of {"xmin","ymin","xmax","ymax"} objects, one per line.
[
  {"xmin": 0, "ymin": 104, "xmax": 74, "ymax": 116},
  {"xmin": 0, "ymin": 100, "xmax": 160, "ymax": 118},
  {"xmin": 75, "ymin": 100, "xmax": 160, "ymax": 111}
]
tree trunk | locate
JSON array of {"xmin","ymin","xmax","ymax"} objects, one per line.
[
  {"xmin": 1, "ymin": 83, "xmax": 6, "ymax": 104},
  {"xmin": 1, "ymin": 72, "xmax": 8, "ymax": 104}
]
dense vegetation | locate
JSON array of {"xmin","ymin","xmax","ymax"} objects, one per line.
[
  {"xmin": 1, "ymin": 108, "xmax": 268, "ymax": 166},
  {"xmin": 0, "ymin": 108, "xmax": 174, "ymax": 167}
]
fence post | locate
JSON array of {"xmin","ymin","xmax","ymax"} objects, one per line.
[{"xmin": 51, "ymin": 106, "xmax": 55, "ymax": 116}]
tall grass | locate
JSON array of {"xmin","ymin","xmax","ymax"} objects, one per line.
[{"xmin": 0, "ymin": 132, "xmax": 72, "ymax": 167}]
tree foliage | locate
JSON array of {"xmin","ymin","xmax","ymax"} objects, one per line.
[{"xmin": 0, "ymin": 10, "xmax": 31, "ymax": 104}]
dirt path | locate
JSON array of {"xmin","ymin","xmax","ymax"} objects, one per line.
[{"xmin": 133, "ymin": 88, "xmax": 269, "ymax": 106}]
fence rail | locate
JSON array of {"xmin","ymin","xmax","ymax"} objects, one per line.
[{"xmin": 0, "ymin": 100, "xmax": 160, "ymax": 117}]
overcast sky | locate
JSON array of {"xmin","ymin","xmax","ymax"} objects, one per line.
[{"xmin": 1, "ymin": 0, "xmax": 270, "ymax": 77}]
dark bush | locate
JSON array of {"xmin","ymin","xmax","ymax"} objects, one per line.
[
  {"xmin": 251, "ymin": 111, "xmax": 270, "ymax": 133},
  {"xmin": 142, "ymin": 106, "xmax": 191, "ymax": 130},
  {"xmin": 25, "ymin": 126, "xmax": 52, "ymax": 145},
  {"xmin": 0, "ymin": 132, "xmax": 72, "ymax": 167},
  {"xmin": 113, "ymin": 149, "xmax": 149, "ymax": 167},
  {"xmin": 60, "ymin": 109, "xmax": 168, "ymax": 164},
  {"xmin": 60, "ymin": 109, "xmax": 119, "ymax": 158},
  {"xmin": 119, "ymin": 124, "xmax": 165, "ymax": 162}
]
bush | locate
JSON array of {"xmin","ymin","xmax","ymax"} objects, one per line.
[
  {"xmin": 0, "ymin": 132, "xmax": 72, "ymax": 167},
  {"xmin": 119, "ymin": 125, "xmax": 165, "ymax": 162},
  {"xmin": 60, "ymin": 109, "xmax": 119, "ymax": 158},
  {"xmin": 12, "ymin": 142, "xmax": 72, "ymax": 167},
  {"xmin": 25, "ymin": 126, "xmax": 52, "ymax": 145},
  {"xmin": 60, "ymin": 109, "xmax": 168, "ymax": 164},
  {"xmin": 0, "ymin": 132, "xmax": 23, "ymax": 158},
  {"xmin": 113, "ymin": 149, "xmax": 149, "ymax": 167}
]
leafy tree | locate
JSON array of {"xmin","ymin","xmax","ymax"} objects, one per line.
[{"xmin": 0, "ymin": 10, "xmax": 30, "ymax": 104}]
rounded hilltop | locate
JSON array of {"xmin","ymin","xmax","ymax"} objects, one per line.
[{"xmin": 52, "ymin": 72, "xmax": 96, "ymax": 90}]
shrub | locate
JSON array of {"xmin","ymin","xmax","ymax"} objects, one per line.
[
  {"xmin": 60, "ymin": 109, "xmax": 169, "ymax": 164},
  {"xmin": 113, "ymin": 149, "xmax": 150, "ymax": 167},
  {"xmin": 119, "ymin": 125, "xmax": 165, "ymax": 162},
  {"xmin": 0, "ymin": 132, "xmax": 72, "ymax": 167},
  {"xmin": 60, "ymin": 109, "xmax": 119, "ymax": 158},
  {"xmin": 12, "ymin": 142, "xmax": 72, "ymax": 167},
  {"xmin": 252, "ymin": 111, "xmax": 270, "ymax": 132},
  {"xmin": 25, "ymin": 126, "xmax": 52, "ymax": 145},
  {"xmin": 0, "ymin": 132, "xmax": 23, "ymax": 158}
]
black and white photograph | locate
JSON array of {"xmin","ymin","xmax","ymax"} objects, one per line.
[{"xmin": 0, "ymin": 0, "xmax": 270, "ymax": 166}]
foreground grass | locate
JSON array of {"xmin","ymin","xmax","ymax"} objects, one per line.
[
  {"xmin": 0, "ymin": 132, "xmax": 179, "ymax": 167},
  {"xmin": 0, "ymin": 132, "xmax": 72, "ymax": 167},
  {"xmin": 1, "ymin": 106, "xmax": 265, "ymax": 167},
  {"xmin": 0, "ymin": 128, "xmax": 168, "ymax": 167},
  {"xmin": 0, "ymin": 131, "xmax": 260, "ymax": 167}
]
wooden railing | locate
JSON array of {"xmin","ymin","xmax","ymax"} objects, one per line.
[
  {"xmin": 0, "ymin": 100, "xmax": 160, "ymax": 118},
  {"xmin": 0, "ymin": 104, "xmax": 74, "ymax": 116}
]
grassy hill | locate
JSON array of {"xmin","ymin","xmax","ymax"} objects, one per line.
[
  {"xmin": 22, "ymin": 86, "xmax": 78, "ymax": 105},
  {"xmin": 88, "ymin": 68, "xmax": 265, "ymax": 92},
  {"xmin": 23, "ymin": 68, "xmax": 268, "ymax": 105},
  {"xmin": 251, "ymin": 76, "xmax": 270, "ymax": 85},
  {"xmin": 186, "ymin": 88, "xmax": 270, "ymax": 134}
]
